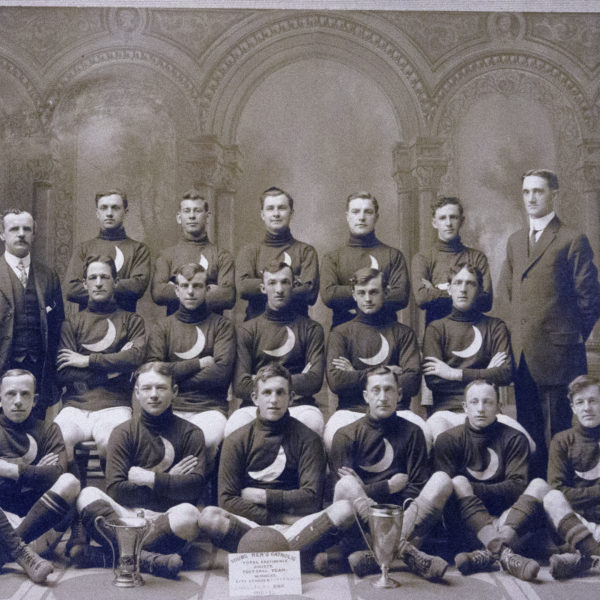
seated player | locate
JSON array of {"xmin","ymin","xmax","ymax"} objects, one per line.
[
  {"xmin": 147, "ymin": 262, "xmax": 235, "ymax": 464},
  {"xmin": 327, "ymin": 366, "xmax": 451, "ymax": 580},
  {"xmin": 423, "ymin": 263, "xmax": 513, "ymax": 413},
  {"xmin": 72, "ymin": 362, "xmax": 207, "ymax": 579},
  {"xmin": 55, "ymin": 255, "xmax": 146, "ymax": 464},
  {"xmin": 0, "ymin": 369, "xmax": 80, "ymax": 584},
  {"xmin": 236, "ymin": 187, "xmax": 319, "ymax": 320},
  {"xmin": 151, "ymin": 189, "xmax": 235, "ymax": 316},
  {"xmin": 543, "ymin": 375, "xmax": 600, "ymax": 579},
  {"xmin": 227, "ymin": 259, "xmax": 325, "ymax": 437},
  {"xmin": 434, "ymin": 380, "xmax": 547, "ymax": 581},
  {"xmin": 198, "ymin": 364, "xmax": 354, "ymax": 570},
  {"xmin": 412, "ymin": 197, "xmax": 492, "ymax": 326},
  {"xmin": 321, "ymin": 192, "xmax": 409, "ymax": 328},
  {"xmin": 325, "ymin": 267, "xmax": 420, "ymax": 442}
]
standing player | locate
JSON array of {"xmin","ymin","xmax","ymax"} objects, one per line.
[
  {"xmin": 236, "ymin": 187, "xmax": 319, "ymax": 321},
  {"xmin": 147, "ymin": 262, "xmax": 235, "ymax": 465},
  {"xmin": 64, "ymin": 189, "xmax": 151, "ymax": 312},
  {"xmin": 151, "ymin": 189, "xmax": 235, "ymax": 315},
  {"xmin": 321, "ymin": 192, "xmax": 409, "ymax": 328}
]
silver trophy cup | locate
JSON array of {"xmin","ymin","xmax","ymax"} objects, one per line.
[
  {"xmin": 95, "ymin": 515, "xmax": 150, "ymax": 587},
  {"xmin": 367, "ymin": 503, "xmax": 404, "ymax": 588}
]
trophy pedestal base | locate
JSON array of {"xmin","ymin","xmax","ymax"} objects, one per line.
[
  {"xmin": 372, "ymin": 574, "xmax": 399, "ymax": 588},
  {"xmin": 113, "ymin": 572, "xmax": 145, "ymax": 588}
]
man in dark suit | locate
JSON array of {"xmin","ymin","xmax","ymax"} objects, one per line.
[
  {"xmin": 498, "ymin": 169, "xmax": 600, "ymax": 477},
  {"xmin": 0, "ymin": 209, "xmax": 64, "ymax": 420}
]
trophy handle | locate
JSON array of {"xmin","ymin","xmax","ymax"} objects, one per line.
[
  {"xmin": 94, "ymin": 515, "xmax": 117, "ymax": 575},
  {"xmin": 351, "ymin": 499, "xmax": 375, "ymax": 555}
]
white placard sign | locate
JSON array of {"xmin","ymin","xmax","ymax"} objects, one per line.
[{"xmin": 228, "ymin": 550, "xmax": 302, "ymax": 597}]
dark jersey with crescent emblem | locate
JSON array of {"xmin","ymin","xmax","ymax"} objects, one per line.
[
  {"xmin": 326, "ymin": 311, "xmax": 420, "ymax": 411},
  {"xmin": 57, "ymin": 301, "xmax": 146, "ymax": 411},
  {"xmin": 423, "ymin": 309, "xmax": 513, "ymax": 412},
  {"xmin": 0, "ymin": 413, "xmax": 67, "ymax": 512},
  {"xmin": 218, "ymin": 411, "xmax": 326, "ymax": 525},
  {"xmin": 548, "ymin": 421, "xmax": 600, "ymax": 522},
  {"xmin": 64, "ymin": 230, "xmax": 151, "ymax": 312},
  {"xmin": 146, "ymin": 305, "xmax": 235, "ymax": 413},
  {"xmin": 321, "ymin": 233, "xmax": 410, "ymax": 328},
  {"xmin": 411, "ymin": 239, "xmax": 493, "ymax": 326},
  {"xmin": 105, "ymin": 409, "xmax": 206, "ymax": 512},
  {"xmin": 233, "ymin": 307, "xmax": 324, "ymax": 406},
  {"xmin": 236, "ymin": 233, "xmax": 319, "ymax": 321},
  {"xmin": 330, "ymin": 413, "xmax": 429, "ymax": 504},
  {"xmin": 151, "ymin": 238, "xmax": 235, "ymax": 315},
  {"xmin": 434, "ymin": 419, "xmax": 529, "ymax": 515}
]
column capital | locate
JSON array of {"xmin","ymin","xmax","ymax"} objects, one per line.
[
  {"xmin": 577, "ymin": 138, "xmax": 600, "ymax": 190},
  {"xmin": 409, "ymin": 137, "xmax": 447, "ymax": 191},
  {"xmin": 185, "ymin": 135, "xmax": 242, "ymax": 193}
]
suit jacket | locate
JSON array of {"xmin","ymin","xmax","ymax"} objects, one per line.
[
  {"xmin": 0, "ymin": 256, "xmax": 64, "ymax": 407},
  {"xmin": 498, "ymin": 216, "xmax": 600, "ymax": 385}
]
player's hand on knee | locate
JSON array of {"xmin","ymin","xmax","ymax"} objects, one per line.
[
  {"xmin": 388, "ymin": 473, "xmax": 409, "ymax": 494},
  {"xmin": 337, "ymin": 467, "xmax": 365, "ymax": 487}
]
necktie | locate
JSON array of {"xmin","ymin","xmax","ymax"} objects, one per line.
[
  {"xmin": 16, "ymin": 261, "xmax": 27, "ymax": 287},
  {"xmin": 528, "ymin": 229, "xmax": 538, "ymax": 255}
]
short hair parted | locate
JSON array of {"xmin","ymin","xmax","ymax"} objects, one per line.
[
  {"xmin": 134, "ymin": 361, "xmax": 175, "ymax": 386},
  {"xmin": 521, "ymin": 169, "xmax": 559, "ymax": 191},
  {"xmin": 83, "ymin": 255, "xmax": 118, "ymax": 280},
  {"xmin": 363, "ymin": 365, "xmax": 399, "ymax": 391},
  {"xmin": 0, "ymin": 368, "xmax": 36, "ymax": 390},
  {"xmin": 0, "ymin": 208, "xmax": 36, "ymax": 234},
  {"xmin": 95, "ymin": 189, "xmax": 128, "ymax": 210},
  {"xmin": 464, "ymin": 379, "xmax": 500, "ymax": 402},
  {"xmin": 447, "ymin": 261, "xmax": 483, "ymax": 290},
  {"xmin": 252, "ymin": 363, "xmax": 293, "ymax": 396},
  {"xmin": 261, "ymin": 259, "xmax": 294, "ymax": 281},
  {"xmin": 431, "ymin": 196, "xmax": 464, "ymax": 217},
  {"xmin": 350, "ymin": 267, "xmax": 388, "ymax": 290},
  {"xmin": 260, "ymin": 186, "xmax": 294, "ymax": 211},
  {"xmin": 181, "ymin": 189, "xmax": 209, "ymax": 211},
  {"xmin": 174, "ymin": 262, "xmax": 207, "ymax": 282},
  {"xmin": 346, "ymin": 191, "xmax": 379, "ymax": 213},
  {"xmin": 568, "ymin": 374, "xmax": 600, "ymax": 403}
]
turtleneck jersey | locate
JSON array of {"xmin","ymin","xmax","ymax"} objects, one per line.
[
  {"xmin": 548, "ymin": 421, "xmax": 600, "ymax": 522},
  {"xmin": 151, "ymin": 235, "xmax": 235, "ymax": 315},
  {"xmin": 236, "ymin": 228, "xmax": 319, "ymax": 321},
  {"xmin": 233, "ymin": 306, "xmax": 324, "ymax": 406},
  {"xmin": 434, "ymin": 418, "xmax": 530, "ymax": 515},
  {"xmin": 320, "ymin": 231, "xmax": 410, "ymax": 328},
  {"xmin": 411, "ymin": 237, "xmax": 493, "ymax": 326},
  {"xmin": 326, "ymin": 309, "xmax": 420, "ymax": 411},
  {"xmin": 329, "ymin": 412, "xmax": 429, "ymax": 504},
  {"xmin": 218, "ymin": 411, "xmax": 326, "ymax": 525},
  {"xmin": 64, "ymin": 226, "xmax": 151, "ymax": 312},
  {"xmin": 105, "ymin": 407, "xmax": 206, "ymax": 512},
  {"xmin": 57, "ymin": 299, "xmax": 146, "ymax": 411},
  {"xmin": 146, "ymin": 303, "xmax": 235, "ymax": 412},
  {"xmin": 423, "ymin": 307, "xmax": 513, "ymax": 412}
]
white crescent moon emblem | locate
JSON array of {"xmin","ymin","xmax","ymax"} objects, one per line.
[
  {"xmin": 359, "ymin": 333, "xmax": 390, "ymax": 366},
  {"xmin": 359, "ymin": 438, "xmax": 394, "ymax": 473},
  {"xmin": 114, "ymin": 246, "xmax": 124, "ymax": 272},
  {"xmin": 248, "ymin": 446, "xmax": 287, "ymax": 482},
  {"xmin": 174, "ymin": 326, "xmax": 206, "ymax": 359},
  {"xmin": 575, "ymin": 442, "xmax": 600, "ymax": 480},
  {"xmin": 2, "ymin": 434, "xmax": 38, "ymax": 465},
  {"xmin": 467, "ymin": 448, "xmax": 499, "ymax": 480},
  {"xmin": 82, "ymin": 319, "xmax": 117, "ymax": 352},
  {"xmin": 199, "ymin": 254, "xmax": 209, "ymax": 270},
  {"xmin": 150, "ymin": 437, "xmax": 176, "ymax": 473},
  {"xmin": 263, "ymin": 326, "xmax": 296, "ymax": 358},
  {"xmin": 283, "ymin": 252, "xmax": 292, "ymax": 266},
  {"xmin": 369, "ymin": 255, "xmax": 379, "ymax": 270},
  {"xmin": 452, "ymin": 326, "xmax": 483, "ymax": 359}
]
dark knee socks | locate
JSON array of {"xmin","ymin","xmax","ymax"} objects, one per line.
[
  {"xmin": 15, "ymin": 491, "xmax": 71, "ymax": 544},
  {"xmin": 558, "ymin": 512, "xmax": 600, "ymax": 556}
]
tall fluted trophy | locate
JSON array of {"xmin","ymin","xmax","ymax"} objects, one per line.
[
  {"xmin": 367, "ymin": 504, "xmax": 404, "ymax": 588},
  {"xmin": 95, "ymin": 515, "xmax": 150, "ymax": 588}
]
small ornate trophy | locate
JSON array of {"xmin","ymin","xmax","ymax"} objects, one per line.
[
  {"xmin": 368, "ymin": 504, "xmax": 404, "ymax": 588},
  {"xmin": 95, "ymin": 514, "xmax": 150, "ymax": 588}
]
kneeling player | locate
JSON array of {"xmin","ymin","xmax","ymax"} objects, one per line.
[
  {"xmin": 329, "ymin": 366, "xmax": 451, "ymax": 579},
  {"xmin": 73, "ymin": 362, "xmax": 207, "ymax": 579},
  {"xmin": 199, "ymin": 364, "xmax": 354, "ymax": 570},
  {"xmin": 434, "ymin": 380, "xmax": 548, "ymax": 581},
  {"xmin": 0, "ymin": 369, "xmax": 80, "ymax": 584}
]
